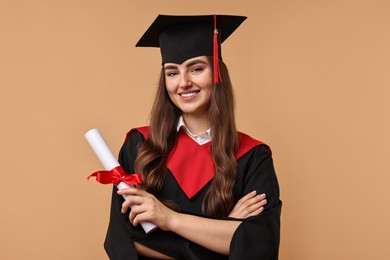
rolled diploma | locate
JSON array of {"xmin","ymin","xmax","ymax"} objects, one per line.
[{"xmin": 85, "ymin": 128, "xmax": 157, "ymax": 233}]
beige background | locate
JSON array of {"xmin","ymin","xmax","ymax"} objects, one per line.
[{"xmin": 1, "ymin": 0, "xmax": 389, "ymax": 259}]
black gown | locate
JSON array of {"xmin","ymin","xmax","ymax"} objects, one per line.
[{"xmin": 104, "ymin": 128, "xmax": 282, "ymax": 260}]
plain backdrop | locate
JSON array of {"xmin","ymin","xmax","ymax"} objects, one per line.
[{"xmin": 1, "ymin": 0, "xmax": 389, "ymax": 259}]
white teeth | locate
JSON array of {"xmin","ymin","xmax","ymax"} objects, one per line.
[{"xmin": 180, "ymin": 92, "xmax": 198, "ymax": 98}]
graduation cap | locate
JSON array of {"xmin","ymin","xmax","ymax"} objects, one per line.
[{"xmin": 136, "ymin": 14, "xmax": 247, "ymax": 83}]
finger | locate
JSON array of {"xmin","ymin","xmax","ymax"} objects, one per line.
[
  {"xmin": 243, "ymin": 199, "xmax": 267, "ymax": 217},
  {"xmin": 131, "ymin": 210, "xmax": 154, "ymax": 227},
  {"xmin": 117, "ymin": 187, "xmax": 148, "ymax": 196},
  {"xmin": 243, "ymin": 191, "xmax": 266, "ymax": 201},
  {"xmin": 240, "ymin": 193, "xmax": 265, "ymax": 207},
  {"xmin": 248, "ymin": 199, "xmax": 267, "ymax": 212},
  {"xmin": 234, "ymin": 193, "xmax": 266, "ymax": 213},
  {"xmin": 130, "ymin": 202, "xmax": 160, "ymax": 226},
  {"xmin": 229, "ymin": 192, "xmax": 266, "ymax": 218},
  {"xmin": 246, "ymin": 206, "xmax": 264, "ymax": 218},
  {"xmin": 251, "ymin": 199, "xmax": 267, "ymax": 211},
  {"xmin": 250, "ymin": 193, "xmax": 266, "ymax": 203},
  {"xmin": 258, "ymin": 198, "xmax": 267, "ymax": 207},
  {"xmin": 129, "ymin": 205, "xmax": 148, "ymax": 225},
  {"xmin": 121, "ymin": 196, "xmax": 146, "ymax": 213},
  {"xmin": 243, "ymin": 194, "xmax": 266, "ymax": 208},
  {"xmin": 237, "ymin": 190, "xmax": 258, "ymax": 203}
]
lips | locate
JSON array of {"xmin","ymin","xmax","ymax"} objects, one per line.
[{"xmin": 179, "ymin": 90, "xmax": 200, "ymax": 98}]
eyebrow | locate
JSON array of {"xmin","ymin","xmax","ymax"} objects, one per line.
[{"xmin": 164, "ymin": 59, "xmax": 208, "ymax": 71}]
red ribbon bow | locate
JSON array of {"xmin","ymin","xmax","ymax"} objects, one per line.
[{"xmin": 87, "ymin": 166, "xmax": 143, "ymax": 186}]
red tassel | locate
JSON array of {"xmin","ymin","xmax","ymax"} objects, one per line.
[{"xmin": 213, "ymin": 15, "xmax": 221, "ymax": 84}]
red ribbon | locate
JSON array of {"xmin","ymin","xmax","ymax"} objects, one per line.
[{"xmin": 87, "ymin": 166, "xmax": 143, "ymax": 186}]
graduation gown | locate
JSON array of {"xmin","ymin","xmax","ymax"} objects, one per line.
[{"xmin": 104, "ymin": 127, "xmax": 282, "ymax": 260}]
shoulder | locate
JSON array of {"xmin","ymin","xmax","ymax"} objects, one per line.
[
  {"xmin": 119, "ymin": 126, "xmax": 150, "ymax": 166},
  {"xmin": 120, "ymin": 126, "xmax": 149, "ymax": 156},
  {"xmin": 124, "ymin": 126, "xmax": 149, "ymax": 143},
  {"xmin": 118, "ymin": 127, "xmax": 148, "ymax": 172},
  {"xmin": 236, "ymin": 131, "xmax": 271, "ymax": 159}
]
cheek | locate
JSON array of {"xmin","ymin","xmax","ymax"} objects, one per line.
[
  {"xmin": 200, "ymin": 73, "xmax": 213, "ymax": 90},
  {"xmin": 165, "ymin": 80, "xmax": 175, "ymax": 95},
  {"xmin": 202, "ymin": 78, "xmax": 214, "ymax": 93},
  {"xmin": 165, "ymin": 82, "xmax": 178, "ymax": 103}
]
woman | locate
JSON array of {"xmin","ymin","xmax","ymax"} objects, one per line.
[{"xmin": 104, "ymin": 14, "xmax": 281, "ymax": 259}]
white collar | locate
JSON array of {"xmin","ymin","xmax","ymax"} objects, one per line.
[{"xmin": 176, "ymin": 116, "xmax": 212, "ymax": 145}]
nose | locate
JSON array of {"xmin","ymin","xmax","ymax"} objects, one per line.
[{"xmin": 178, "ymin": 72, "xmax": 192, "ymax": 89}]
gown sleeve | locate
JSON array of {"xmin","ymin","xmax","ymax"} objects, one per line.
[
  {"xmin": 229, "ymin": 145, "xmax": 282, "ymax": 260},
  {"xmin": 103, "ymin": 130, "xmax": 141, "ymax": 259},
  {"xmin": 103, "ymin": 130, "xmax": 184, "ymax": 260}
]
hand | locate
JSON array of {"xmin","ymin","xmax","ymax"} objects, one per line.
[
  {"xmin": 117, "ymin": 187, "xmax": 176, "ymax": 231},
  {"xmin": 228, "ymin": 191, "xmax": 267, "ymax": 219}
]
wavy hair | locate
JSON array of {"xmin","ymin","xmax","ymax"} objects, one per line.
[{"xmin": 134, "ymin": 57, "xmax": 239, "ymax": 217}]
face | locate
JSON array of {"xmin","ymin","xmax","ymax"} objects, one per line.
[{"xmin": 164, "ymin": 56, "xmax": 213, "ymax": 118}]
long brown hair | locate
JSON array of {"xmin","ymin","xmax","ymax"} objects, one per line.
[{"xmin": 134, "ymin": 57, "xmax": 239, "ymax": 217}]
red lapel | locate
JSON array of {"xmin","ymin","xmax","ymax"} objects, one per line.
[{"xmin": 166, "ymin": 130, "xmax": 213, "ymax": 198}]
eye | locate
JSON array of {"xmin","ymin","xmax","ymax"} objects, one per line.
[
  {"xmin": 191, "ymin": 67, "xmax": 203, "ymax": 73},
  {"xmin": 165, "ymin": 70, "xmax": 178, "ymax": 77}
]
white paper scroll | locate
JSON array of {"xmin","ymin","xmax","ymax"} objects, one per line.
[{"xmin": 85, "ymin": 128, "xmax": 157, "ymax": 233}]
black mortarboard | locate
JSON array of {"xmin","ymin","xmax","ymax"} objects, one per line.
[{"xmin": 136, "ymin": 14, "xmax": 247, "ymax": 83}]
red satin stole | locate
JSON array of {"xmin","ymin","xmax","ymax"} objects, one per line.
[{"xmin": 127, "ymin": 127, "xmax": 268, "ymax": 199}]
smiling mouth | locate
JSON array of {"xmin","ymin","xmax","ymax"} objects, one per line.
[{"xmin": 179, "ymin": 91, "xmax": 200, "ymax": 98}]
